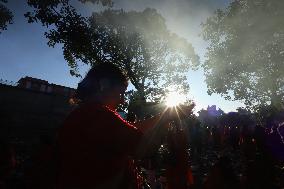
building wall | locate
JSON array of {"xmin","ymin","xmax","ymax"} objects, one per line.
[{"xmin": 0, "ymin": 83, "xmax": 73, "ymax": 143}]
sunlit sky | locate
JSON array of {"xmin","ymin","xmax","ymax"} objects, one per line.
[{"xmin": 0, "ymin": 0, "xmax": 244, "ymax": 113}]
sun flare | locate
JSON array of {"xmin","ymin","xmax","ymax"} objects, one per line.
[{"xmin": 165, "ymin": 91, "xmax": 186, "ymax": 107}]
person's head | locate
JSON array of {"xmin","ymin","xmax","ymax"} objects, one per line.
[{"xmin": 73, "ymin": 63, "xmax": 128, "ymax": 109}]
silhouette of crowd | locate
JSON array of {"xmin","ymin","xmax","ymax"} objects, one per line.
[{"xmin": 1, "ymin": 110, "xmax": 284, "ymax": 189}]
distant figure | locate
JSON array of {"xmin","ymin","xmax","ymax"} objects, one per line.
[
  {"xmin": 57, "ymin": 63, "xmax": 192, "ymax": 189},
  {"xmin": 166, "ymin": 127, "xmax": 194, "ymax": 189}
]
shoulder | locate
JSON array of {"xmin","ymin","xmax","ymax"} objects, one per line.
[
  {"xmin": 68, "ymin": 103, "xmax": 107, "ymax": 119},
  {"xmin": 60, "ymin": 104, "xmax": 105, "ymax": 130},
  {"xmin": 105, "ymin": 106, "xmax": 139, "ymax": 130}
]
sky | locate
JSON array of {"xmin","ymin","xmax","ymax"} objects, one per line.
[{"xmin": 0, "ymin": 0, "xmax": 244, "ymax": 113}]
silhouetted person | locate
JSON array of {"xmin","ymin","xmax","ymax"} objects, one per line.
[
  {"xmin": 166, "ymin": 127, "xmax": 194, "ymax": 189},
  {"xmin": 56, "ymin": 63, "xmax": 186, "ymax": 189}
]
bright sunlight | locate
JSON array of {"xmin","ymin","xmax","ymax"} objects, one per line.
[{"xmin": 165, "ymin": 91, "xmax": 186, "ymax": 107}]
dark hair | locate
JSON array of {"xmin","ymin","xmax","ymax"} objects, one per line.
[{"xmin": 71, "ymin": 63, "xmax": 128, "ymax": 104}]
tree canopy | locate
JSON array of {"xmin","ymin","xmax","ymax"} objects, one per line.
[
  {"xmin": 25, "ymin": 0, "xmax": 199, "ymax": 103},
  {"xmin": 201, "ymin": 0, "xmax": 284, "ymax": 110},
  {"xmin": 0, "ymin": 0, "xmax": 13, "ymax": 33}
]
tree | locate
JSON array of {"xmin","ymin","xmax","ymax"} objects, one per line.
[
  {"xmin": 0, "ymin": 0, "xmax": 13, "ymax": 33},
  {"xmin": 197, "ymin": 105, "xmax": 224, "ymax": 127},
  {"xmin": 25, "ymin": 0, "xmax": 199, "ymax": 103},
  {"xmin": 201, "ymin": 0, "xmax": 284, "ymax": 110}
]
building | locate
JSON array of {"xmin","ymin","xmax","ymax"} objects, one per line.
[
  {"xmin": 0, "ymin": 77, "xmax": 76, "ymax": 145},
  {"xmin": 18, "ymin": 76, "xmax": 75, "ymax": 97}
]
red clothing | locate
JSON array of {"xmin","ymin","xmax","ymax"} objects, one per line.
[{"xmin": 57, "ymin": 103, "xmax": 142, "ymax": 189}]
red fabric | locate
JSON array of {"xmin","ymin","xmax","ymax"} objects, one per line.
[{"xmin": 57, "ymin": 103, "xmax": 142, "ymax": 189}]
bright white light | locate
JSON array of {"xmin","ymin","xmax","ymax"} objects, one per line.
[{"xmin": 165, "ymin": 91, "xmax": 186, "ymax": 107}]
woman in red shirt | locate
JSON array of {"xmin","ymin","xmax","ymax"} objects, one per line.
[{"xmin": 57, "ymin": 63, "xmax": 171, "ymax": 189}]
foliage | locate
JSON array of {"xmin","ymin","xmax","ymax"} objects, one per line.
[
  {"xmin": 197, "ymin": 105, "xmax": 224, "ymax": 127},
  {"xmin": 0, "ymin": 0, "xmax": 13, "ymax": 33},
  {"xmin": 219, "ymin": 111, "xmax": 254, "ymax": 128},
  {"xmin": 254, "ymin": 104, "xmax": 281, "ymax": 126},
  {"xmin": 197, "ymin": 105, "xmax": 255, "ymax": 130},
  {"xmin": 201, "ymin": 0, "xmax": 284, "ymax": 110},
  {"xmin": 25, "ymin": 0, "xmax": 199, "ymax": 103}
]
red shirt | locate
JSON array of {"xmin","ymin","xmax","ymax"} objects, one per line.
[{"xmin": 57, "ymin": 102, "xmax": 142, "ymax": 189}]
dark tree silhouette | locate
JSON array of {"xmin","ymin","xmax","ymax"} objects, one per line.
[
  {"xmin": 201, "ymin": 0, "xmax": 284, "ymax": 110},
  {"xmin": 25, "ymin": 0, "xmax": 199, "ymax": 102},
  {"xmin": 198, "ymin": 105, "xmax": 224, "ymax": 127},
  {"xmin": 0, "ymin": 0, "xmax": 13, "ymax": 33}
]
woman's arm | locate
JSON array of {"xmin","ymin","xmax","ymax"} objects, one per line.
[
  {"xmin": 134, "ymin": 104, "xmax": 195, "ymax": 133},
  {"xmin": 134, "ymin": 112, "xmax": 169, "ymax": 133}
]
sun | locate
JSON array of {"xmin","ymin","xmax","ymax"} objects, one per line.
[{"xmin": 165, "ymin": 91, "xmax": 186, "ymax": 107}]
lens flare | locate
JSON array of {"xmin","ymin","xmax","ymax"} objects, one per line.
[{"xmin": 165, "ymin": 91, "xmax": 186, "ymax": 107}]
